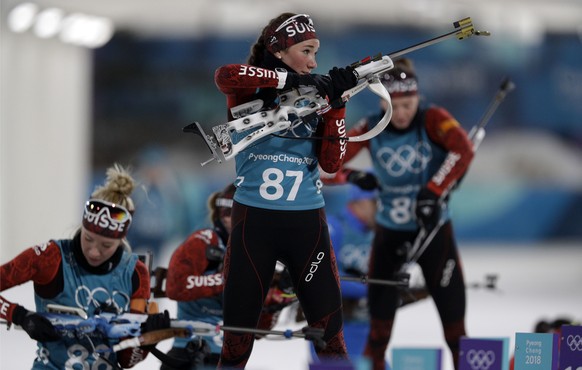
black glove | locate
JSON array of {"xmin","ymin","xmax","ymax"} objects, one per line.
[
  {"xmin": 347, "ymin": 170, "xmax": 379, "ymax": 190},
  {"xmin": 415, "ymin": 187, "xmax": 441, "ymax": 229},
  {"xmin": 12, "ymin": 305, "xmax": 61, "ymax": 342},
  {"xmin": 327, "ymin": 66, "xmax": 358, "ymax": 107},
  {"xmin": 283, "ymin": 72, "xmax": 332, "ymax": 99},
  {"xmin": 141, "ymin": 310, "xmax": 171, "ymax": 333}
]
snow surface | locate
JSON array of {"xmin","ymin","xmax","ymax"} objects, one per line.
[{"xmin": 1, "ymin": 244, "xmax": 580, "ymax": 370}]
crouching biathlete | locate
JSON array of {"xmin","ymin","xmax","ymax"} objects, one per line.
[{"xmin": 0, "ymin": 164, "xmax": 168, "ymax": 369}]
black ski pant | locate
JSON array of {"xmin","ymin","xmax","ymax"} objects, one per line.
[
  {"xmin": 218, "ymin": 202, "xmax": 348, "ymax": 368},
  {"xmin": 365, "ymin": 221, "xmax": 466, "ymax": 370}
]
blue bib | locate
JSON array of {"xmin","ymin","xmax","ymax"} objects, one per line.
[
  {"xmin": 33, "ymin": 239, "xmax": 137, "ymax": 370},
  {"xmin": 368, "ymin": 109, "xmax": 449, "ymax": 230},
  {"xmin": 232, "ymin": 116, "xmax": 325, "ymax": 211}
]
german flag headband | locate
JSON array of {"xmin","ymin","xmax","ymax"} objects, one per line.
[{"xmin": 266, "ymin": 14, "xmax": 318, "ymax": 54}]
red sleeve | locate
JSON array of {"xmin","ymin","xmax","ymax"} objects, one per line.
[
  {"xmin": 424, "ymin": 107, "xmax": 475, "ymax": 196},
  {"xmin": 319, "ymin": 119, "xmax": 371, "ymax": 183},
  {"xmin": 214, "ymin": 64, "xmax": 281, "ymax": 92},
  {"xmin": 0, "ymin": 242, "xmax": 61, "ymax": 322},
  {"xmin": 316, "ymin": 107, "xmax": 349, "ymax": 173},
  {"xmin": 1, "ymin": 242, "xmax": 61, "ymax": 291},
  {"xmin": 0, "ymin": 295, "xmax": 18, "ymax": 322},
  {"xmin": 215, "ymin": 64, "xmax": 281, "ymax": 121},
  {"xmin": 165, "ymin": 230, "xmax": 224, "ymax": 301},
  {"xmin": 130, "ymin": 260, "xmax": 151, "ymax": 301}
]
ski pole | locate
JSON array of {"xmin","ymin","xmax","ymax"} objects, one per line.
[
  {"xmin": 399, "ymin": 273, "xmax": 500, "ymax": 306},
  {"xmin": 405, "ymin": 77, "xmax": 515, "ymax": 266},
  {"xmin": 468, "ymin": 77, "xmax": 516, "ymax": 151},
  {"xmin": 341, "ymin": 274, "xmax": 410, "ymax": 287},
  {"xmin": 220, "ymin": 324, "xmax": 321, "ymax": 339},
  {"xmin": 219, "ymin": 325, "xmax": 327, "ymax": 349}
]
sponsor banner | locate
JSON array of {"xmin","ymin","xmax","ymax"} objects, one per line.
[
  {"xmin": 514, "ymin": 332, "xmax": 559, "ymax": 370},
  {"xmin": 559, "ymin": 325, "xmax": 582, "ymax": 370},
  {"xmin": 392, "ymin": 347, "xmax": 442, "ymax": 370},
  {"xmin": 459, "ymin": 337, "xmax": 509, "ymax": 370}
]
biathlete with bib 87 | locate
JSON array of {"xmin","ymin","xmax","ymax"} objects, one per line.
[{"xmin": 213, "ymin": 12, "xmax": 359, "ymax": 368}]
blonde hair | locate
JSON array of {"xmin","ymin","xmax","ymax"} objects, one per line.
[{"xmin": 90, "ymin": 163, "xmax": 136, "ymax": 213}]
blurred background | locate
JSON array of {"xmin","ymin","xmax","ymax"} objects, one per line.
[
  {"xmin": 3, "ymin": 0, "xmax": 582, "ymax": 260},
  {"xmin": 1, "ymin": 1, "xmax": 581, "ymax": 368}
]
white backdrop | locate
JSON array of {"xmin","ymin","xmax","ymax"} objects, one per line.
[{"xmin": 0, "ymin": 24, "xmax": 91, "ymax": 261}]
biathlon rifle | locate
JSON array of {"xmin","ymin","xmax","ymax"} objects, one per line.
[
  {"xmin": 185, "ymin": 17, "xmax": 490, "ymax": 166},
  {"xmin": 404, "ymin": 77, "xmax": 516, "ymax": 267},
  {"xmin": 36, "ymin": 304, "xmax": 215, "ymax": 353},
  {"xmin": 20, "ymin": 304, "xmax": 324, "ymax": 352}
]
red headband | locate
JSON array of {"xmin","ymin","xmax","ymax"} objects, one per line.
[
  {"xmin": 266, "ymin": 14, "xmax": 317, "ymax": 54},
  {"xmin": 381, "ymin": 70, "xmax": 418, "ymax": 98},
  {"xmin": 82, "ymin": 199, "xmax": 132, "ymax": 239}
]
